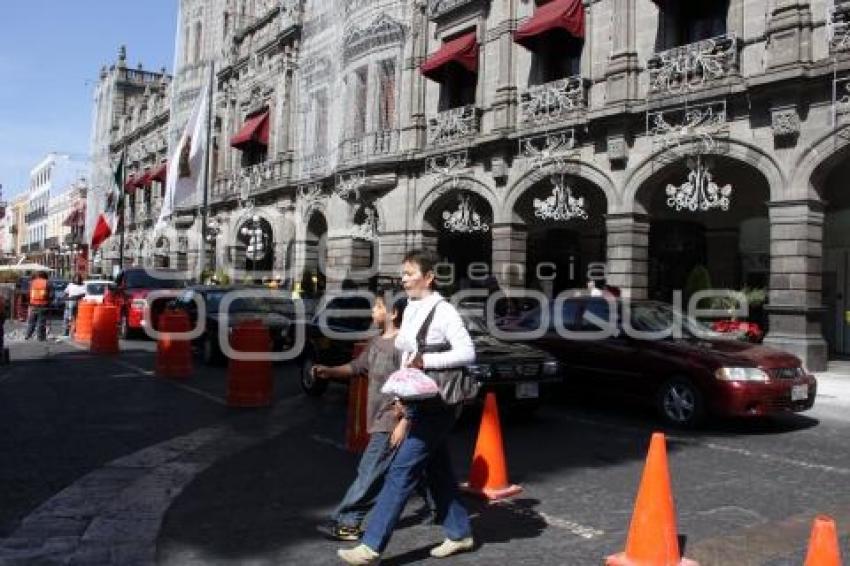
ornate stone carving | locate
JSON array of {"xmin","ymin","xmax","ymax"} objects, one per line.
[
  {"xmin": 607, "ymin": 134, "xmax": 628, "ymax": 165},
  {"xmin": 427, "ymin": 105, "xmax": 480, "ymax": 148},
  {"xmin": 771, "ymin": 107, "xmax": 801, "ymax": 139},
  {"xmin": 343, "ymin": 14, "xmax": 406, "ymax": 64}
]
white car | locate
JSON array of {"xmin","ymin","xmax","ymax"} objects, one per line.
[{"xmin": 83, "ymin": 280, "xmax": 114, "ymax": 304}]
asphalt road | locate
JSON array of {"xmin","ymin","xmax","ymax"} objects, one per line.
[{"xmin": 0, "ymin": 321, "xmax": 848, "ymax": 565}]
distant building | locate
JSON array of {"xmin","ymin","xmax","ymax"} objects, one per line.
[{"xmin": 46, "ymin": 181, "xmax": 87, "ymax": 276}]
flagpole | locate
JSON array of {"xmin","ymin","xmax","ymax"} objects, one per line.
[
  {"xmin": 119, "ymin": 145, "xmax": 126, "ymax": 272},
  {"xmin": 198, "ymin": 61, "xmax": 214, "ymax": 282}
]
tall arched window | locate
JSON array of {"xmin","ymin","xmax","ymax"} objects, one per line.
[{"xmin": 193, "ymin": 21, "xmax": 203, "ymax": 63}]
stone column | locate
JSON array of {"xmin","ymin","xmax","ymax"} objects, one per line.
[
  {"xmin": 605, "ymin": 213, "xmax": 650, "ymax": 299},
  {"xmin": 763, "ymin": 200, "xmax": 828, "ymax": 371},
  {"xmin": 491, "ymin": 223, "xmax": 527, "ymax": 289},
  {"xmin": 490, "ymin": 17, "xmax": 517, "ymax": 133},
  {"xmin": 765, "ymin": 0, "xmax": 813, "ymax": 69},
  {"xmin": 605, "ymin": 0, "xmax": 639, "ymax": 104}
]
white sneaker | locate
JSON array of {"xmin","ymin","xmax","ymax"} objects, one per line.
[
  {"xmin": 337, "ymin": 543, "xmax": 381, "ymax": 565},
  {"xmin": 430, "ymin": 537, "xmax": 475, "ymax": 558}
]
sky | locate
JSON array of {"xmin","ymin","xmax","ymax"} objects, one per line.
[{"xmin": 0, "ymin": 0, "xmax": 177, "ymax": 200}]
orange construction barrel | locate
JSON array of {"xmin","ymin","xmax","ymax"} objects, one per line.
[
  {"xmin": 156, "ymin": 310, "xmax": 193, "ymax": 380},
  {"xmin": 90, "ymin": 304, "xmax": 119, "ymax": 354},
  {"xmin": 227, "ymin": 319, "xmax": 273, "ymax": 407},
  {"xmin": 75, "ymin": 300, "xmax": 95, "ymax": 343},
  {"xmin": 346, "ymin": 341, "xmax": 371, "ymax": 453}
]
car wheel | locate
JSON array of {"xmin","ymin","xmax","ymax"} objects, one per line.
[
  {"xmin": 300, "ymin": 355, "xmax": 328, "ymax": 397},
  {"xmin": 657, "ymin": 378, "xmax": 705, "ymax": 427}
]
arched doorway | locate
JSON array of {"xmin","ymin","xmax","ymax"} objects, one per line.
[
  {"xmin": 513, "ymin": 173, "xmax": 607, "ymax": 296},
  {"xmin": 638, "ymin": 156, "xmax": 770, "ymax": 318},
  {"xmin": 423, "ymin": 190, "xmax": 493, "ymax": 294},
  {"xmin": 154, "ymin": 236, "xmax": 171, "ymax": 269},
  {"xmin": 821, "ymin": 156, "xmax": 850, "ymax": 357},
  {"xmin": 302, "ymin": 210, "xmax": 328, "ymax": 296}
]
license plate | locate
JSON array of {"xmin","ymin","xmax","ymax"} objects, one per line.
[
  {"xmin": 516, "ymin": 382, "xmax": 539, "ymax": 399},
  {"xmin": 791, "ymin": 384, "xmax": 809, "ymax": 402}
]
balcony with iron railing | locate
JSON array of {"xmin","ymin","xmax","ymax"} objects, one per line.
[
  {"xmin": 519, "ymin": 76, "xmax": 589, "ymax": 128},
  {"xmin": 339, "ymin": 130, "xmax": 400, "ymax": 165},
  {"xmin": 300, "ymin": 152, "xmax": 330, "ymax": 179},
  {"xmin": 647, "ymin": 33, "xmax": 739, "ymax": 96},
  {"xmin": 426, "ymin": 105, "xmax": 481, "ymax": 148}
]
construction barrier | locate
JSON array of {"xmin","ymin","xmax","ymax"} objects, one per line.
[
  {"xmin": 461, "ymin": 392, "xmax": 523, "ymax": 501},
  {"xmin": 606, "ymin": 432, "xmax": 699, "ymax": 566},
  {"xmin": 805, "ymin": 515, "xmax": 842, "ymax": 566},
  {"xmin": 155, "ymin": 311, "xmax": 193, "ymax": 380},
  {"xmin": 227, "ymin": 320, "xmax": 273, "ymax": 407},
  {"xmin": 90, "ymin": 304, "xmax": 119, "ymax": 355},
  {"xmin": 74, "ymin": 300, "xmax": 95, "ymax": 344},
  {"xmin": 345, "ymin": 341, "xmax": 370, "ymax": 453}
]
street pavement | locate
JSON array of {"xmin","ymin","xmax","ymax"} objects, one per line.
[{"xmin": 0, "ymin": 318, "xmax": 848, "ymax": 565}]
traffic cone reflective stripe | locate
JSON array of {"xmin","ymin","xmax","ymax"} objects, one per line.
[
  {"xmin": 805, "ymin": 515, "xmax": 842, "ymax": 566},
  {"xmin": 461, "ymin": 392, "xmax": 522, "ymax": 501},
  {"xmin": 606, "ymin": 433, "xmax": 699, "ymax": 566}
]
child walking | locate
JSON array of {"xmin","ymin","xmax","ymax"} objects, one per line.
[{"xmin": 313, "ymin": 292, "xmax": 427, "ymax": 541}]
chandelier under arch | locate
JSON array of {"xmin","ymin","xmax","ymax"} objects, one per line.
[
  {"xmin": 442, "ymin": 193, "xmax": 489, "ymax": 234},
  {"xmin": 533, "ymin": 173, "xmax": 588, "ymax": 221}
]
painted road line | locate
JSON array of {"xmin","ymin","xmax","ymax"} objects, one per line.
[
  {"xmin": 494, "ymin": 500, "xmax": 605, "ymax": 540},
  {"xmin": 113, "ymin": 358, "xmax": 227, "ymax": 406},
  {"xmin": 557, "ymin": 413, "xmax": 850, "ymax": 476}
]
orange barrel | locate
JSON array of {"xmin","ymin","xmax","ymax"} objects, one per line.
[
  {"xmin": 227, "ymin": 319, "xmax": 273, "ymax": 407},
  {"xmin": 90, "ymin": 305, "xmax": 119, "ymax": 355},
  {"xmin": 156, "ymin": 311, "xmax": 193, "ymax": 380},
  {"xmin": 346, "ymin": 341, "xmax": 371, "ymax": 453},
  {"xmin": 74, "ymin": 300, "xmax": 95, "ymax": 343}
]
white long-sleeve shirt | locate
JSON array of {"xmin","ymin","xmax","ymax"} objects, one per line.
[{"xmin": 395, "ymin": 291, "xmax": 475, "ymax": 370}]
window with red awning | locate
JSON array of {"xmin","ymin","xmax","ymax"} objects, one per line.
[
  {"xmin": 124, "ymin": 175, "xmax": 138, "ymax": 193},
  {"xmin": 421, "ymin": 31, "xmax": 479, "ymax": 82},
  {"xmin": 231, "ymin": 110, "xmax": 270, "ymax": 150},
  {"xmin": 514, "ymin": 0, "xmax": 585, "ymax": 51},
  {"xmin": 151, "ymin": 162, "xmax": 167, "ymax": 183},
  {"xmin": 138, "ymin": 170, "xmax": 153, "ymax": 188}
]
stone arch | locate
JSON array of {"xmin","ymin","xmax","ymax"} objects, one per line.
[
  {"xmin": 505, "ymin": 159, "xmax": 618, "ymax": 221},
  {"xmin": 790, "ymin": 124, "xmax": 850, "ymax": 201},
  {"xmin": 623, "ymin": 138, "xmax": 787, "ymax": 213},
  {"xmin": 415, "ymin": 176, "xmax": 499, "ymax": 231},
  {"xmin": 229, "ymin": 205, "xmax": 290, "ymax": 250}
]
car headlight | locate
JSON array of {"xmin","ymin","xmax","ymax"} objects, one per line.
[
  {"xmin": 715, "ymin": 367, "xmax": 770, "ymax": 382},
  {"xmin": 542, "ymin": 360, "xmax": 559, "ymax": 376},
  {"xmin": 467, "ymin": 364, "xmax": 492, "ymax": 379}
]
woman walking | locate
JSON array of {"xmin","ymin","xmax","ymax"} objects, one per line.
[{"xmin": 338, "ymin": 249, "xmax": 476, "ymax": 564}]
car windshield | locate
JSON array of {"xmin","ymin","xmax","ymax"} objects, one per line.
[
  {"xmin": 86, "ymin": 283, "xmax": 107, "ymax": 295},
  {"xmin": 204, "ymin": 291, "xmax": 288, "ymax": 314},
  {"xmin": 124, "ymin": 271, "xmax": 184, "ymax": 289},
  {"xmin": 627, "ymin": 302, "xmax": 720, "ymax": 339}
]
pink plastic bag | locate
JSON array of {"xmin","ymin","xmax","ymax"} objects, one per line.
[{"xmin": 381, "ymin": 367, "xmax": 440, "ymax": 400}]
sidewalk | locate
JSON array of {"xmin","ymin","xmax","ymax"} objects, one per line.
[{"xmin": 815, "ymin": 361, "xmax": 850, "ymax": 404}]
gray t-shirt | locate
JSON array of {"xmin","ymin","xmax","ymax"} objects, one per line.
[{"xmin": 350, "ymin": 335, "xmax": 401, "ymax": 434}]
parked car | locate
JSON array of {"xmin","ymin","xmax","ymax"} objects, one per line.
[
  {"xmin": 169, "ymin": 286, "xmax": 302, "ymax": 365},
  {"xmin": 298, "ymin": 294, "xmax": 561, "ymax": 413},
  {"xmin": 83, "ymin": 280, "xmax": 114, "ymax": 304},
  {"xmin": 509, "ymin": 297, "xmax": 817, "ymax": 427},
  {"xmin": 113, "ymin": 268, "xmax": 186, "ymax": 338}
]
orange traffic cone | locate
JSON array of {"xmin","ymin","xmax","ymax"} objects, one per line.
[
  {"xmin": 461, "ymin": 392, "xmax": 522, "ymax": 501},
  {"xmin": 805, "ymin": 515, "xmax": 843, "ymax": 566},
  {"xmin": 606, "ymin": 433, "xmax": 699, "ymax": 566}
]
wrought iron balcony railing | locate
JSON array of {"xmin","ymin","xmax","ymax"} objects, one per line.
[
  {"xmin": 519, "ymin": 76, "xmax": 588, "ymax": 126},
  {"xmin": 647, "ymin": 34, "xmax": 739, "ymax": 95},
  {"xmin": 427, "ymin": 105, "xmax": 481, "ymax": 148},
  {"xmin": 340, "ymin": 130, "xmax": 400, "ymax": 164},
  {"xmin": 301, "ymin": 153, "xmax": 330, "ymax": 179}
]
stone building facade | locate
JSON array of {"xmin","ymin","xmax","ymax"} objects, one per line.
[{"xmin": 90, "ymin": 0, "xmax": 850, "ymax": 370}]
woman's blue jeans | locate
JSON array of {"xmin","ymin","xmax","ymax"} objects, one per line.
[{"xmin": 361, "ymin": 403, "xmax": 471, "ymax": 553}]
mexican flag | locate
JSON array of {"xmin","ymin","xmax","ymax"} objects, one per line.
[{"xmin": 91, "ymin": 152, "xmax": 124, "ymax": 250}]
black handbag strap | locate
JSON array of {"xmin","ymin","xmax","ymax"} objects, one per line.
[{"xmin": 416, "ymin": 301, "xmax": 441, "ymax": 348}]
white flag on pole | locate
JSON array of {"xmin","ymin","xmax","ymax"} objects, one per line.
[{"xmin": 157, "ymin": 67, "xmax": 211, "ymax": 230}]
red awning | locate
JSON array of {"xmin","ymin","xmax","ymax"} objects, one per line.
[
  {"xmin": 63, "ymin": 206, "xmax": 86, "ymax": 228},
  {"xmin": 231, "ymin": 110, "xmax": 270, "ymax": 150},
  {"xmin": 421, "ymin": 31, "xmax": 479, "ymax": 82},
  {"xmin": 124, "ymin": 175, "xmax": 138, "ymax": 192},
  {"xmin": 151, "ymin": 162, "xmax": 167, "ymax": 183},
  {"xmin": 138, "ymin": 170, "xmax": 153, "ymax": 188},
  {"xmin": 514, "ymin": 0, "xmax": 585, "ymax": 50}
]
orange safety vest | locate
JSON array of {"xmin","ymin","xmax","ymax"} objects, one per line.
[{"xmin": 29, "ymin": 279, "xmax": 49, "ymax": 307}]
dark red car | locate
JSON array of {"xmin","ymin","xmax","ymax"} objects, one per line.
[
  {"xmin": 112, "ymin": 268, "xmax": 185, "ymax": 338},
  {"xmin": 508, "ymin": 297, "xmax": 817, "ymax": 427}
]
